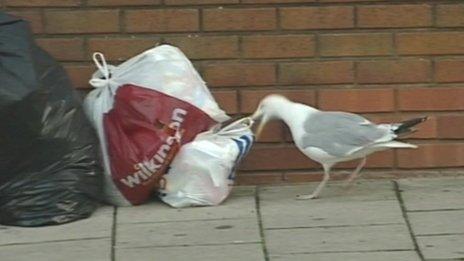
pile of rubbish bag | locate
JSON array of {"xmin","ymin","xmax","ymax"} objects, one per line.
[
  {"xmin": 84, "ymin": 44, "xmax": 253, "ymax": 206},
  {"xmin": 0, "ymin": 12, "xmax": 254, "ymax": 226},
  {"xmin": 0, "ymin": 12, "xmax": 102, "ymax": 226}
]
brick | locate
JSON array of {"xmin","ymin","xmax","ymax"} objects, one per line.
[
  {"xmin": 279, "ymin": 61, "xmax": 354, "ymax": 85},
  {"xmin": 318, "ymin": 89, "xmax": 395, "ymax": 113},
  {"xmin": 165, "ymin": 36, "xmax": 238, "ymax": 59},
  {"xmin": 64, "ymin": 65, "xmax": 95, "ymax": 89},
  {"xmin": 165, "ymin": 0, "xmax": 238, "ymax": 4},
  {"xmin": 203, "ymin": 63, "xmax": 276, "ymax": 87},
  {"xmin": 45, "ymin": 10, "xmax": 119, "ymax": 34},
  {"xmin": 437, "ymin": 115, "xmax": 464, "ymax": 139},
  {"xmin": 87, "ymin": 0, "xmax": 160, "ymax": 5},
  {"xmin": 363, "ymin": 114, "xmax": 399, "ymax": 125},
  {"xmin": 211, "ymin": 90, "xmax": 238, "ymax": 114},
  {"xmin": 407, "ymin": 115, "xmax": 437, "ymax": 139},
  {"xmin": 239, "ymin": 146, "xmax": 319, "ymax": 170},
  {"xmin": 240, "ymin": 89, "xmax": 316, "ymax": 114},
  {"xmin": 283, "ymin": 171, "xmax": 376, "ymax": 183},
  {"xmin": 242, "ymin": 35, "xmax": 315, "ymax": 59},
  {"xmin": 397, "ymin": 32, "xmax": 464, "ymax": 55},
  {"xmin": 437, "ymin": 4, "xmax": 464, "ymax": 27},
  {"xmin": 357, "ymin": 59, "xmax": 430, "ymax": 84},
  {"xmin": 319, "ymin": 0, "xmax": 383, "ymax": 2},
  {"xmin": 203, "ymin": 8, "xmax": 276, "ymax": 31},
  {"xmin": 236, "ymin": 172, "xmax": 283, "ymax": 185},
  {"xmin": 9, "ymin": 11, "xmax": 43, "ymax": 34},
  {"xmin": 255, "ymin": 121, "xmax": 285, "ymax": 143},
  {"xmin": 280, "ymin": 6, "xmax": 354, "ymax": 30},
  {"xmin": 435, "ymin": 59, "xmax": 464, "ymax": 83},
  {"xmin": 283, "ymin": 124, "xmax": 293, "ymax": 142},
  {"xmin": 242, "ymin": 0, "xmax": 315, "ymax": 3},
  {"xmin": 275, "ymin": 145, "xmax": 394, "ymax": 170},
  {"xmin": 357, "ymin": 4, "xmax": 431, "ymax": 28},
  {"xmin": 36, "ymin": 38, "xmax": 85, "ymax": 61},
  {"xmin": 398, "ymin": 88, "xmax": 464, "ymax": 111},
  {"xmin": 5, "ymin": 0, "xmax": 80, "ymax": 6},
  {"xmin": 283, "ymin": 171, "xmax": 324, "ymax": 183},
  {"xmin": 319, "ymin": 33, "xmax": 392, "ymax": 57},
  {"xmin": 338, "ymin": 150, "xmax": 394, "ymax": 169},
  {"xmin": 125, "ymin": 9, "xmax": 199, "ymax": 33},
  {"xmin": 88, "ymin": 38, "xmax": 158, "ymax": 61},
  {"xmin": 397, "ymin": 144, "xmax": 464, "ymax": 168}
]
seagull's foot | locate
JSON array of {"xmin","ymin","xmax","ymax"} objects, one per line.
[{"xmin": 296, "ymin": 194, "xmax": 318, "ymax": 200}]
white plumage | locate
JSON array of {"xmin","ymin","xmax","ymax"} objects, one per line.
[{"xmin": 251, "ymin": 94, "xmax": 426, "ymax": 199}]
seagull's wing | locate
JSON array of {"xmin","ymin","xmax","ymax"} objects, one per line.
[{"xmin": 299, "ymin": 111, "xmax": 394, "ymax": 157}]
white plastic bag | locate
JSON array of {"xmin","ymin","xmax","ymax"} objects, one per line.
[
  {"xmin": 83, "ymin": 45, "xmax": 229, "ymax": 206},
  {"xmin": 159, "ymin": 117, "xmax": 254, "ymax": 208}
]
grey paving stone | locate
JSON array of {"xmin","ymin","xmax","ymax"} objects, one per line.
[
  {"xmin": 260, "ymin": 180, "xmax": 396, "ymax": 203},
  {"xmin": 118, "ymin": 186, "xmax": 256, "ymax": 224},
  {"xmin": 270, "ymin": 251, "xmax": 421, "ymax": 261},
  {"xmin": 116, "ymin": 218, "xmax": 260, "ymax": 248},
  {"xmin": 0, "ymin": 206, "xmax": 114, "ymax": 245},
  {"xmin": 260, "ymin": 199, "xmax": 404, "ymax": 229},
  {"xmin": 116, "ymin": 243, "xmax": 264, "ymax": 261},
  {"xmin": 0, "ymin": 238, "xmax": 110, "ymax": 261},
  {"xmin": 417, "ymin": 234, "xmax": 464, "ymax": 259},
  {"xmin": 409, "ymin": 210, "xmax": 464, "ymax": 235},
  {"xmin": 398, "ymin": 178, "xmax": 464, "ymax": 211},
  {"xmin": 265, "ymin": 224, "xmax": 414, "ymax": 255}
]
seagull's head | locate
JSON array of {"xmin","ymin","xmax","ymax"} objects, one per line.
[{"xmin": 251, "ymin": 94, "xmax": 290, "ymax": 138}]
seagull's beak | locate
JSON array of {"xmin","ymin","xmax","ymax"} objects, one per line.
[{"xmin": 251, "ymin": 109, "xmax": 268, "ymax": 140}]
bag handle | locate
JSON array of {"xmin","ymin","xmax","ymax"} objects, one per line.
[
  {"xmin": 89, "ymin": 52, "xmax": 112, "ymax": 88},
  {"xmin": 215, "ymin": 117, "xmax": 254, "ymax": 135}
]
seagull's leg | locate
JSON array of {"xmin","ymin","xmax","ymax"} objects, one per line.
[
  {"xmin": 346, "ymin": 157, "xmax": 367, "ymax": 184},
  {"xmin": 297, "ymin": 164, "xmax": 333, "ymax": 200}
]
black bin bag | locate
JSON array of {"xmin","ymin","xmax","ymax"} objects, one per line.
[{"xmin": 0, "ymin": 12, "xmax": 102, "ymax": 226}]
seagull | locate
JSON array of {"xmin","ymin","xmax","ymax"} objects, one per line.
[{"xmin": 251, "ymin": 94, "xmax": 427, "ymax": 199}]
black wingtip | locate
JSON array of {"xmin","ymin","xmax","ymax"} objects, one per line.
[{"xmin": 394, "ymin": 116, "xmax": 428, "ymax": 135}]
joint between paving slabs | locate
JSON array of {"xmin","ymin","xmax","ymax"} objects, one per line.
[
  {"xmin": 255, "ymin": 186, "xmax": 270, "ymax": 261},
  {"xmin": 111, "ymin": 206, "xmax": 118, "ymax": 261},
  {"xmin": 392, "ymin": 180, "xmax": 426, "ymax": 261}
]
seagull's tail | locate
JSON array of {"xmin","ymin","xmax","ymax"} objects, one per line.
[{"xmin": 393, "ymin": 116, "xmax": 428, "ymax": 136}]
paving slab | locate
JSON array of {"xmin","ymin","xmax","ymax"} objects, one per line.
[
  {"xmin": 0, "ymin": 206, "xmax": 114, "ymax": 245},
  {"xmin": 260, "ymin": 180, "xmax": 396, "ymax": 203},
  {"xmin": 270, "ymin": 251, "xmax": 421, "ymax": 261},
  {"xmin": 398, "ymin": 178, "xmax": 464, "ymax": 211},
  {"xmin": 118, "ymin": 186, "xmax": 256, "ymax": 224},
  {"xmin": 116, "ymin": 218, "xmax": 260, "ymax": 248},
  {"xmin": 408, "ymin": 210, "xmax": 464, "ymax": 236},
  {"xmin": 0, "ymin": 238, "xmax": 110, "ymax": 261},
  {"xmin": 265, "ymin": 224, "xmax": 414, "ymax": 255},
  {"xmin": 417, "ymin": 234, "xmax": 464, "ymax": 260},
  {"xmin": 116, "ymin": 243, "xmax": 264, "ymax": 261},
  {"xmin": 260, "ymin": 199, "xmax": 404, "ymax": 229}
]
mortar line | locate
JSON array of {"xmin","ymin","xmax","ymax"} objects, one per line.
[
  {"xmin": 255, "ymin": 186, "xmax": 270, "ymax": 261},
  {"xmin": 111, "ymin": 206, "xmax": 118, "ymax": 261},
  {"xmin": 416, "ymin": 232, "xmax": 464, "ymax": 237},
  {"xmin": 265, "ymin": 222, "xmax": 404, "ymax": 231},
  {"xmin": 117, "ymin": 241, "xmax": 261, "ymax": 250},
  {"xmin": 393, "ymin": 181, "xmax": 425, "ymax": 261},
  {"xmin": 408, "ymin": 208, "xmax": 464, "ymax": 213},
  {"xmin": 279, "ymin": 248, "xmax": 415, "ymax": 255},
  {"xmin": 0, "ymin": 236, "xmax": 109, "ymax": 247}
]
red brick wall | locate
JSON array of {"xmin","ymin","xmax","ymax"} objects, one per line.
[{"xmin": 5, "ymin": 0, "xmax": 464, "ymax": 184}]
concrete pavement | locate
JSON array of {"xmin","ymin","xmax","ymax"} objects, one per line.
[{"xmin": 0, "ymin": 177, "xmax": 463, "ymax": 261}]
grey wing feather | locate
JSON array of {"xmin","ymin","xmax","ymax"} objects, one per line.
[{"xmin": 300, "ymin": 112, "xmax": 392, "ymax": 157}]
